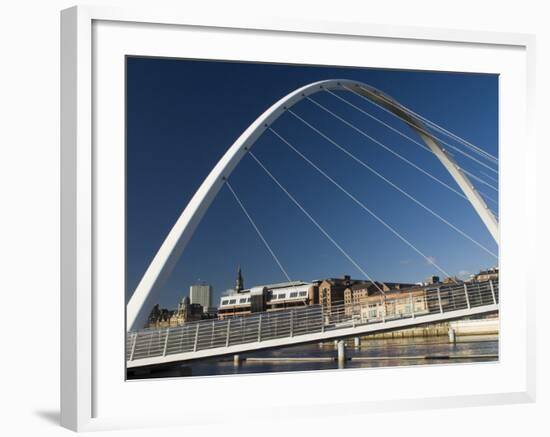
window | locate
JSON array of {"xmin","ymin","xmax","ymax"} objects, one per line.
[
  {"xmin": 278, "ymin": 294, "xmax": 285, "ymax": 299},
  {"xmin": 222, "ymin": 299, "xmax": 229, "ymax": 305},
  {"xmin": 239, "ymin": 298, "xmax": 247, "ymax": 304},
  {"xmin": 229, "ymin": 299, "xmax": 236, "ymax": 305},
  {"xmin": 299, "ymin": 291, "xmax": 307, "ymax": 297},
  {"xmin": 289, "ymin": 292, "xmax": 298, "ymax": 298},
  {"xmin": 247, "ymin": 297, "xmax": 251, "ymax": 302},
  {"xmin": 271, "ymin": 295, "xmax": 278, "ymax": 300}
]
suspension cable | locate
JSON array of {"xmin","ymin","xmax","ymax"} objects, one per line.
[
  {"xmin": 387, "ymin": 96, "xmax": 499, "ymax": 164},
  {"xmin": 341, "ymin": 85, "xmax": 499, "ymax": 174},
  {"xmin": 346, "ymin": 86, "xmax": 499, "ymax": 171},
  {"xmin": 460, "ymin": 167, "xmax": 498, "ymax": 192},
  {"xmin": 342, "ymin": 84, "xmax": 498, "ymax": 165},
  {"xmin": 270, "ymin": 125, "xmax": 496, "ymax": 259},
  {"xmin": 266, "ymin": 128, "xmax": 455, "ymax": 279},
  {"xmin": 480, "ymin": 170, "xmax": 499, "ymax": 184},
  {"xmin": 225, "ymin": 180, "xmax": 292, "ymax": 283},
  {"xmin": 325, "ymin": 88, "xmax": 431, "ymax": 154},
  {"xmin": 306, "ymin": 97, "xmax": 500, "ymax": 228},
  {"xmin": 248, "ymin": 151, "xmax": 386, "ymax": 295},
  {"xmin": 301, "ymin": 98, "xmax": 469, "ymax": 202},
  {"xmin": 477, "ymin": 188, "xmax": 498, "ymax": 206},
  {"xmin": 325, "ymin": 89, "xmax": 499, "ymax": 190}
]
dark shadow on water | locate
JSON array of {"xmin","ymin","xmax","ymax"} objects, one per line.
[
  {"xmin": 128, "ymin": 334, "xmax": 499, "ymax": 379},
  {"xmin": 34, "ymin": 410, "xmax": 60, "ymax": 425}
]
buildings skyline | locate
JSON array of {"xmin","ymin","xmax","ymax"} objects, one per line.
[{"xmin": 145, "ymin": 264, "xmax": 497, "ymax": 327}]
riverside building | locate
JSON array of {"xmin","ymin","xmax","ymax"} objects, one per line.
[{"xmin": 218, "ymin": 280, "xmax": 316, "ymax": 319}]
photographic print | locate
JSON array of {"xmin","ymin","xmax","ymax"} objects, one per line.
[{"xmin": 125, "ymin": 57, "xmax": 499, "ymax": 379}]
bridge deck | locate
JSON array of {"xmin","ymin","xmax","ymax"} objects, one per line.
[{"xmin": 127, "ymin": 280, "xmax": 498, "ymax": 369}]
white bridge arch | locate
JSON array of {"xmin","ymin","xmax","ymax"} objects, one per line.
[{"xmin": 127, "ymin": 79, "xmax": 499, "ymax": 331}]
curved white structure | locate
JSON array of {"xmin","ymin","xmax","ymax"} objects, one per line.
[{"xmin": 127, "ymin": 79, "xmax": 499, "ymax": 331}]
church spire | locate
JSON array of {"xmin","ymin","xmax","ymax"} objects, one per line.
[{"xmin": 235, "ymin": 265, "xmax": 244, "ymax": 293}]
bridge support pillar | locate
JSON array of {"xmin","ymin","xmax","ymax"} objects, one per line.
[
  {"xmin": 448, "ymin": 328, "xmax": 456, "ymax": 344},
  {"xmin": 337, "ymin": 340, "xmax": 346, "ymax": 367},
  {"xmin": 354, "ymin": 337, "xmax": 361, "ymax": 348}
]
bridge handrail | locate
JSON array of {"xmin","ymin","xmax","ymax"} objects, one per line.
[{"xmin": 127, "ymin": 279, "xmax": 498, "ymax": 363}]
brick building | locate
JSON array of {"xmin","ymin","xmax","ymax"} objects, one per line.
[
  {"xmin": 316, "ymin": 275, "xmax": 370, "ymax": 311},
  {"xmin": 473, "ymin": 267, "xmax": 499, "ymax": 282},
  {"xmin": 144, "ymin": 296, "xmax": 205, "ymax": 329},
  {"xmin": 343, "ymin": 281, "xmax": 417, "ymax": 306},
  {"xmin": 352, "ymin": 288, "xmax": 429, "ymax": 321}
]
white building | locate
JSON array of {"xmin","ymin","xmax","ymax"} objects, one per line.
[
  {"xmin": 218, "ymin": 280, "xmax": 314, "ymax": 318},
  {"xmin": 189, "ymin": 283, "xmax": 212, "ymax": 309}
]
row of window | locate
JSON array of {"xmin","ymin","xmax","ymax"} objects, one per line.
[
  {"xmin": 272, "ymin": 290, "xmax": 308, "ymax": 300},
  {"xmin": 221, "ymin": 297, "xmax": 251, "ymax": 306},
  {"xmin": 221, "ymin": 291, "xmax": 308, "ymax": 306},
  {"xmin": 346, "ymin": 296, "xmax": 426, "ymax": 304}
]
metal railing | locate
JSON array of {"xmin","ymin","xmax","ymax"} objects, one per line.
[{"xmin": 126, "ymin": 279, "xmax": 498, "ymax": 363}]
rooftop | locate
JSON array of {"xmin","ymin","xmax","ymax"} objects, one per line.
[{"xmin": 223, "ymin": 280, "xmax": 311, "ymax": 296}]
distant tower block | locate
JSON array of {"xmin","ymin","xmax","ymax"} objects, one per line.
[
  {"xmin": 235, "ymin": 266, "xmax": 244, "ymax": 293},
  {"xmin": 189, "ymin": 282, "xmax": 212, "ymax": 309}
]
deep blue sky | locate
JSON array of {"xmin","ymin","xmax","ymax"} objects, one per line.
[{"xmin": 126, "ymin": 57, "xmax": 498, "ymax": 309}]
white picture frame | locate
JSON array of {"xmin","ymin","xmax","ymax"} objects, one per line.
[{"xmin": 60, "ymin": 5, "xmax": 536, "ymax": 432}]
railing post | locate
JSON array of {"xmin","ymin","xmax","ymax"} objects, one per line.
[
  {"xmin": 129, "ymin": 332, "xmax": 137, "ymax": 361},
  {"xmin": 437, "ymin": 287, "xmax": 443, "ymax": 313},
  {"xmin": 193, "ymin": 323, "xmax": 200, "ymax": 352},
  {"xmin": 225, "ymin": 319, "xmax": 231, "ymax": 347},
  {"xmin": 381, "ymin": 297, "xmax": 386, "ymax": 322},
  {"xmin": 210, "ymin": 320, "xmax": 215, "ymax": 347},
  {"xmin": 162, "ymin": 328, "xmax": 170, "ymax": 356},
  {"xmin": 409, "ymin": 293, "xmax": 415, "ymax": 318},
  {"xmin": 464, "ymin": 283, "xmax": 471, "ymax": 309},
  {"xmin": 258, "ymin": 314, "xmax": 262, "ymax": 342},
  {"xmin": 489, "ymin": 280, "xmax": 497, "ymax": 304},
  {"xmin": 146, "ymin": 331, "xmax": 155, "ymax": 357},
  {"xmin": 290, "ymin": 311, "xmax": 294, "ymax": 337},
  {"xmin": 321, "ymin": 308, "xmax": 325, "ymax": 332}
]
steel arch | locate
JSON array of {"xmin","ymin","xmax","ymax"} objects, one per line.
[{"xmin": 127, "ymin": 79, "xmax": 498, "ymax": 330}]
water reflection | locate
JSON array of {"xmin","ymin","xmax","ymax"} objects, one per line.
[{"xmin": 130, "ymin": 335, "xmax": 498, "ymax": 379}]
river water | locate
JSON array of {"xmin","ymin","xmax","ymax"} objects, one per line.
[{"xmin": 130, "ymin": 334, "xmax": 498, "ymax": 379}]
